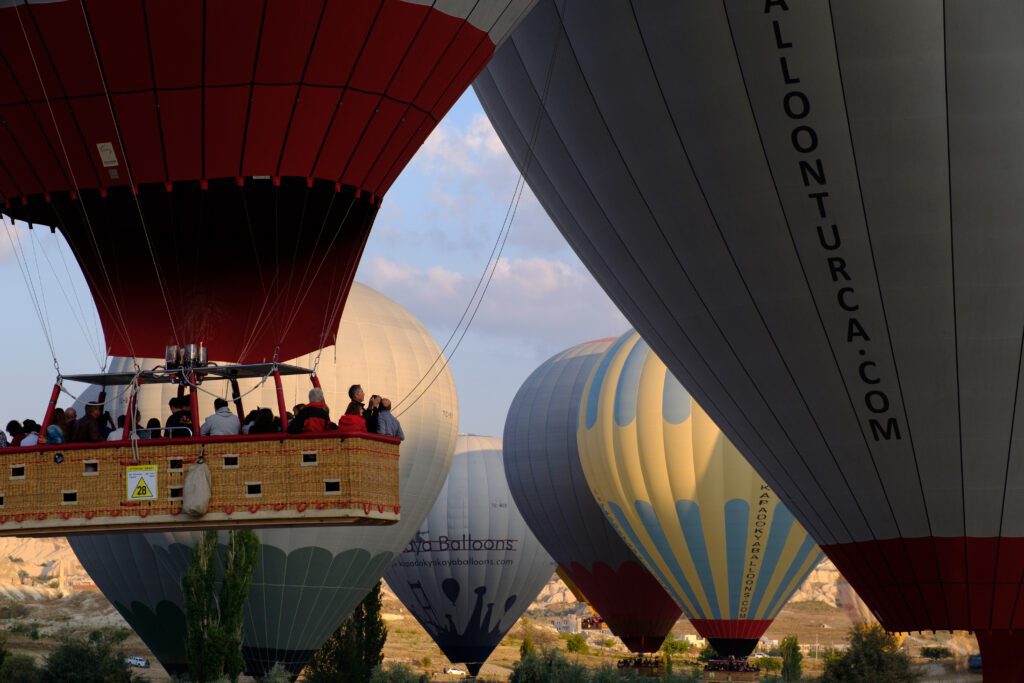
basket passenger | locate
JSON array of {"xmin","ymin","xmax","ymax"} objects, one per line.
[
  {"xmin": 200, "ymin": 398, "xmax": 241, "ymax": 436},
  {"xmin": 288, "ymin": 388, "xmax": 334, "ymax": 434}
]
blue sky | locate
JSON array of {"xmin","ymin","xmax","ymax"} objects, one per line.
[{"xmin": 0, "ymin": 91, "xmax": 626, "ymax": 437}]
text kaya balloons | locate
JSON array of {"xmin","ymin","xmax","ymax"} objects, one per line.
[
  {"xmin": 0, "ymin": 0, "xmax": 534, "ymax": 361},
  {"xmin": 70, "ymin": 282, "xmax": 457, "ymax": 675},
  {"xmin": 503, "ymin": 339, "xmax": 680, "ymax": 652},
  {"xmin": 578, "ymin": 331, "xmax": 822, "ymax": 658},
  {"xmin": 385, "ymin": 435, "xmax": 556, "ymax": 676},
  {"xmin": 475, "ymin": 1, "xmax": 1024, "ymax": 677}
]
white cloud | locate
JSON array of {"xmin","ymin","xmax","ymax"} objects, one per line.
[
  {"xmin": 362, "ymin": 254, "xmax": 627, "ymax": 348},
  {"xmin": 377, "ymin": 110, "xmax": 577, "ymax": 260},
  {"xmin": 415, "ymin": 113, "xmax": 509, "ymax": 176}
]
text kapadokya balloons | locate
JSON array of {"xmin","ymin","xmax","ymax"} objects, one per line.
[
  {"xmin": 385, "ymin": 435, "xmax": 555, "ymax": 676},
  {"xmin": 578, "ymin": 331, "xmax": 822, "ymax": 657},
  {"xmin": 504, "ymin": 339, "xmax": 680, "ymax": 652},
  {"xmin": 476, "ymin": 1, "xmax": 1024, "ymax": 677},
  {"xmin": 0, "ymin": 0, "xmax": 535, "ymax": 361},
  {"xmin": 70, "ymin": 283, "xmax": 457, "ymax": 675}
]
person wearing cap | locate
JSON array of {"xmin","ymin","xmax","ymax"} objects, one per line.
[{"xmin": 200, "ymin": 398, "xmax": 241, "ymax": 436}]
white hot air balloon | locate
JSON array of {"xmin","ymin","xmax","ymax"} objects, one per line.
[
  {"xmin": 384, "ymin": 435, "xmax": 556, "ymax": 677},
  {"xmin": 69, "ymin": 283, "xmax": 457, "ymax": 675}
]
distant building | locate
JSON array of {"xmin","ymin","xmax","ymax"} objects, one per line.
[{"xmin": 552, "ymin": 615, "xmax": 582, "ymax": 634}]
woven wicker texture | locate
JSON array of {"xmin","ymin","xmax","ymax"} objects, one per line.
[{"xmin": 0, "ymin": 435, "xmax": 398, "ymax": 535}]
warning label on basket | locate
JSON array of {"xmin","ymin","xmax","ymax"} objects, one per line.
[{"xmin": 126, "ymin": 465, "xmax": 157, "ymax": 501}]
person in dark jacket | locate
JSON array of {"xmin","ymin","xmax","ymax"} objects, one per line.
[
  {"xmin": 346, "ymin": 384, "xmax": 365, "ymax": 416},
  {"xmin": 364, "ymin": 395, "xmax": 381, "ymax": 433},
  {"xmin": 288, "ymin": 388, "xmax": 333, "ymax": 433},
  {"xmin": 249, "ymin": 408, "xmax": 278, "ymax": 434},
  {"xmin": 70, "ymin": 404, "xmax": 103, "ymax": 443},
  {"xmin": 144, "ymin": 417, "xmax": 162, "ymax": 439},
  {"xmin": 164, "ymin": 397, "xmax": 194, "ymax": 438},
  {"xmin": 5, "ymin": 420, "xmax": 24, "ymax": 447}
]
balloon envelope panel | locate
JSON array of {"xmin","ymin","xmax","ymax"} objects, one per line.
[
  {"xmin": 70, "ymin": 283, "xmax": 457, "ymax": 675},
  {"xmin": 503, "ymin": 339, "xmax": 680, "ymax": 652},
  {"xmin": 385, "ymin": 435, "xmax": 556, "ymax": 676},
  {"xmin": 474, "ymin": 1, "xmax": 1024, "ymax": 667},
  {"xmin": 0, "ymin": 0, "xmax": 536, "ymax": 361},
  {"xmin": 577, "ymin": 331, "xmax": 822, "ymax": 654}
]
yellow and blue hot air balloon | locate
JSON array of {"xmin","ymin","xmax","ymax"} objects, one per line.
[{"xmin": 578, "ymin": 331, "xmax": 823, "ymax": 658}]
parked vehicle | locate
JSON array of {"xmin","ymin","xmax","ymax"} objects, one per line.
[{"xmin": 125, "ymin": 656, "xmax": 150, "ymax": 669}]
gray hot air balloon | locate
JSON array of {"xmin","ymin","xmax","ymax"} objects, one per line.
[
  {"xmin": 475, "ymin": 2, "xmax": 1024, "ymax": 678},
  {"xmin": 503, "ymin": 339, "xmax": 681, "ymax": 652},
  {"xmin": 70, "ymin": 283, "xmax": 458, "ymax": 675},
  {"xmin": 384, "ymin": 435, "xmax": 555, "ymax": 677}
]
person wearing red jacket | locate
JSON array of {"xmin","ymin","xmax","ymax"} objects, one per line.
[
  {"xmin": 337, "ymin": 403, "xmax": 366, "ymax": 432},
  {"xmin": 287, "ymin": 387, "xmax": 334, "ymax": 434}
]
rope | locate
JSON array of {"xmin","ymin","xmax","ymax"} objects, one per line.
[
  {"xmin": 11, "ymin": 2, "xmax": 140, "ymax": 363},
  {"xmin": 395, "ymin": 176, "xmax": 526, "ymax": 417},
  {"xmin": 38, "ymin": 231, "xmax": 106, "ymax": 367},
  {"xmin": 394, "ymin": 4, "xmax": 567, "ymax": 416},
  {"xmin": 3, "ymin": 216, "xmax": 59, "ymax": 369},
  {"xmin": 76, "ymin": 0, "xmax": 182, "ymax": 349},
  {"xmin": 58, "ymin": 383, "xmax": 131, "ymax": 407}
]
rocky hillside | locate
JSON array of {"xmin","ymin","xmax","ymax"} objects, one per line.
[{"xmin": 0, "ymin": 537, "xmax": 94, "ymax": 600}]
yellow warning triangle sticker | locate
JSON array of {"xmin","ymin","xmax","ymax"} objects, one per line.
[{"xmin": 132, "ymin": 479, "xmax": 152, "ymax": 499}]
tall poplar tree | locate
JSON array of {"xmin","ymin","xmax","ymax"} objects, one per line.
[{"xmin": 182, "ymin": 530, "xmax": 260, "ymax": 683}]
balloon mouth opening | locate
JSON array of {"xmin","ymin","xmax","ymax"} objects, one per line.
[{"xmin": 707, "ymin": 638, "xmax": 759, "ymax": 659}]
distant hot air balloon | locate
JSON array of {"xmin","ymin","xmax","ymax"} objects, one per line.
[
  {"xmin": 836, "ymin": 579, "xmax": 878, "ymax": 627},
  {"xmin": 70, "ymin": 283, "xmax": 457, "ymax": 675},
  {"xmin": 503, "ymin": 339, "xmax": 681, "ymax": 652},
  {"xmin": 577, "ymin": 331, "xmax": 822, "ymax": 658},
  {"xmin": 476, "ymin": 1, "xmax": 1024, "ymax": 678},
  {"xmin": 0, "ymin": 0, "xmax": 535, "ymax": 362},
  {"xmin": 384, "ymin": 435, "xmax": 555, "ymax": 677}
]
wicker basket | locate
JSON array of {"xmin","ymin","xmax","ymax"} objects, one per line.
[{"xmin": 0, "ymin": 432, "xmax": 400, "ymax": 535}]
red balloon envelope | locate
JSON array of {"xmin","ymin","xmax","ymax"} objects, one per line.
[{"xmin": 0, "ymin": 0, "xmax": 534, "ymax": 361}]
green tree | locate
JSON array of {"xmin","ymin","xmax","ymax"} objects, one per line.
[
  {"xmin": 780, "ymin": 635, "xmax": 802, "ymax": 682},
  {"xmin": 820, "ymin": 624, "xmax": 919, "ymax": 683},
  {"xmin": 520, "ymin": 627, "xmax": 536, "ymax": 660},
  {"xmin": 260, "ymin": 662, "xmax": 292, "ymax": 683},
  {"xmin": 306, "ymin": 581, "xmax": 388, "ymax": 683},
  {"xmin": 510, "ymin": 648, "xmax": 588, "ymax": 683},
  {"xmin": 697, "ymin": 643, "xmax": 718, "ymax": 662},
  {"xmin": 661, "ymin": 638, "xmax": 692, "ymax": 655},
  {"xmin": 182, "ymin": 529, "xmax": 261, "ymax": 683},
  {"xmin": 369, "ymin": 663, "xmax": 421, "ymax": 682},
  {"xmin": 41, "ymin": 633, "xmax": 139, "ymax": 683},
  {"xmin": 0, "ymin": 653, "xmax": 40, "ymax": 683},
  {"xmin": 564, "ymin": 633, "xmax": 588, "ymax": 654},
  {"xmin": 920, "ymin": 646, "xmax": 952, "ymax": 660}
]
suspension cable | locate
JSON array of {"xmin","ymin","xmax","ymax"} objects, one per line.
[
  {"xmin": 35, "ymin": 231, "xmax": 106, "ymax": 367},
  {"xmin": 75, "ymin": 0, "xmax": 182, "ymax": 349},
  {"xmin": 3, "ymin": 216, "xmax": 59, "ymax": 369},
  {"xmin": 394, "ymin": 6, "xmax": 567, "ymax": 416},
  {"xmin": 11, "ymin": 2, "xmax": 139, "ymax": 363}
]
